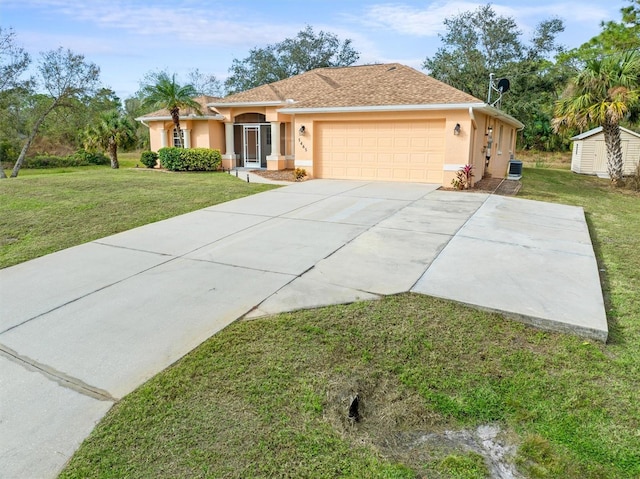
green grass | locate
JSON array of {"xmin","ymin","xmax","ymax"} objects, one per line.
[
  {"xmin": 55, "ymin": 166, "xmax": 640, "ymax": 478},
  {"xmin": 0, "ymin": 159, "xmax": 277, "ymax": 268}
]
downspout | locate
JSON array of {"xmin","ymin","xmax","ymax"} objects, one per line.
[
  {"xmin": 469, "ymin": 107, "xmax": 479, "ymax": 181},
  {"xmin": 468, "ymin": 107, "xmax": 477, "ymax": 129}
]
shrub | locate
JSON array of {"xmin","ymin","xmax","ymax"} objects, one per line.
[
  {"xmin": 626, "ymin": 161, "xmax": 640, "ymax": 192},
  {"xmin": 19, "ymin": 150, "xmax": 110, "ymax": 169},
  {"xmin": 70, "ymin": 149, "xmax": 110, "ymax": 165},
  {"xmin": 0, "ymin": 140, "xmax": 18, "ymax": 166},
  {"xmin": 451, "ymin": 164, "xmax": 474, "ymax": 190},
  {"xmin": 158, "ymin": 147, "xmax": 184, "ymax": 170},
  {"xmin": 294, "ymin": 168, "xmax": 307, "ymax": 181},
  {"xmin": 140, "ymin": 151, "xmax": 159, "ymax": 168},
  {"xmin": 158, "ymin": 147, "xmax": 221, "ymax": 172}
]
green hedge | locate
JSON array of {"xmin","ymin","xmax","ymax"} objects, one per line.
[
  {"xmin": 21, "ymin": 150, "xmax": 110, "ymax": 169},
  {"xmin": 158, "ymin": 147, "xmax": 222, "ymax": 172},
  {"xmin": 140, "ymin": 151, "xmax": 159, "ymax": 168}
]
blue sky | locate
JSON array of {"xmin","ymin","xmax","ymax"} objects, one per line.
[{"xmin": 0, "ymin": 0, "xmax": 628, "ymax": 100}]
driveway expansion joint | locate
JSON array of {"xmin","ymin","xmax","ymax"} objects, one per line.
[{"xmin": 0, "ymin": 344, "xmax": 116, "ymax": 402}]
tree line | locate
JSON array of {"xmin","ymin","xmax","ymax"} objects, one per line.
[{"xmin": 1, "ymin": 2, "xmax": 638, "ymax": 180}]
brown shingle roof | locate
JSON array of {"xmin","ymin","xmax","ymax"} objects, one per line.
[
  {"xmin": 213, "ymin": 64, "xmax": 482, "ymax": 108},
  {"xmin": 139, "ymin": 95, "xmax": 222, "ymax": 119}
]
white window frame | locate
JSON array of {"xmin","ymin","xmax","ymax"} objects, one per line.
[{"xmin": 172, "ymin": 128, "xmax": 184, "ymax": 148}]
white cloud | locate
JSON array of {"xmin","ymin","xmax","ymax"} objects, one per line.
[
  {"xmin": 352, "ymin": 0, "xmax": 616, "ymax": 37},
  {"xmin": 7, "ymin": 0, "xmax": 299, "ymax": 49},
  {"xmin": 354, "ymin": 1, "xmax": 487, "ymax": 37}
]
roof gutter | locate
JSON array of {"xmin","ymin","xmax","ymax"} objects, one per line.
[
  {"xmin": 475, "ymin": 104, "xmax": 524, "ymax": 129},
  {"xmin": 207, "ymin": 101, "xmax": 284, "ymax": 108},
  {"xmin": 134, "ymin": 114, "xmax": 225, "ymax": 122},
  {"xmin": 277, "ymin": 102, "xmax": 487, "ymax": 114}
]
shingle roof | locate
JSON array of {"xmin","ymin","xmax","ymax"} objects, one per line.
[
  {"xmin": 138, "ymin": 95, "xmax": 223, "ymax": 119},
  {"xmin": 212, "ymin": 63, "xmax": 483, "ymax": 108}
]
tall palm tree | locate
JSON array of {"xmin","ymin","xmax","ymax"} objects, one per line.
[
  {"xmin": 140, "ymin": 73, "xmax": 201, "ymax": 148},
  {"xmin": 554, "ymin": 50, "xmax": 640, "ymax": 185},
  {"xmin": 84, "ymin": 110, "xmax": 136, "ymax": 169}
]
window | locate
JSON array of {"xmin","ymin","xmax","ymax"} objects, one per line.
[
  {"xmin": 497, "ymin": 125, "xmax": 504, "ymax": 154},
  {"xmin": 266, "ymin": 126, "xmax": 272, "ymax": 145},
  {"xmin": 172, "ymin": 128, "xmax": 184, "ymax": 147}
]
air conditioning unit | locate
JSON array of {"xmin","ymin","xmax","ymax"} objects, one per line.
[{"xmin": 507, "ymin": 160, "xmax": 523, "ymax": 180}]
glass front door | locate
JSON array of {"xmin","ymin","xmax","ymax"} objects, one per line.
[{"xmin": 243, "ymin": 126, "xmax": 261, "ymax": 167}]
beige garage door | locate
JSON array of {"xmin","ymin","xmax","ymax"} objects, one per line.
[{"xmin": 315, "ymin": 120, "xmax": 445, "ymax": 182}]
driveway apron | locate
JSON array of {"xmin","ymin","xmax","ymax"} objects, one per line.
[{"xmin": 0, "ymin": 179, "xmax": 607, "ymax": 478}]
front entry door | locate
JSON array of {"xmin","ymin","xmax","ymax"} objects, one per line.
[{"xmin": 243, "ymin": 126, "xmax": 261, "ymax": 167}]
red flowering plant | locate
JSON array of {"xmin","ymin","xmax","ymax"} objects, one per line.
[{"xmin": 451, "ymin": 164, "xmax": 474, "ymax": 190}]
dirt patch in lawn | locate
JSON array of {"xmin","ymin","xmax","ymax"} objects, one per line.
[{"xmin": 324, "ymin": 372, "xmax": 522, "ymax": 478}]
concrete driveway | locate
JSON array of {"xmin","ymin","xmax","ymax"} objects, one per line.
[{"xmin": 0, "ymin": 179, "xmax": 607, "ymax": 478}]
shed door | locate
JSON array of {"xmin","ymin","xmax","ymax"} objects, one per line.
[
  {"xmin": 594, "ymin": 141, "xmax": 607, "ymax": 173},
  {"xmin": 315, "ymin": 120, "xmax": 445, "ymax": 183}
]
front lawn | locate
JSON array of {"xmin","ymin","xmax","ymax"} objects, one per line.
[
  {"xmin": 59, "ymin": 167, "xmax": 640, "ymax": 478},
  {"xmin": 0, "ymin": 166, "xmax": 277, "ymax": 268}
]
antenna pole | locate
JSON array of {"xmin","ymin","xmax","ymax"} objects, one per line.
[{"xmin": 487, "ymin": 73, "xmax": 494, "ymax": 104}]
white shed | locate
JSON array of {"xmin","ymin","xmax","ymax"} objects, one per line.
[{"xmin": 571, "ymin": 126, "xmax": 640, "ymax": 178}]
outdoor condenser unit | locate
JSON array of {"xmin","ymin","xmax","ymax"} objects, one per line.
[{"xmin": 507, "ymin": 160, "xmax": 523, "ymax": 180}]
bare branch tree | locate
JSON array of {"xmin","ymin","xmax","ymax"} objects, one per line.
[
  {"xmin": 0, "ymin": 27, "xmax": 32, "ymax": 178},
  {"xmin": 7, "ymin": 48, "xmax": 100, "ymax": 178}
]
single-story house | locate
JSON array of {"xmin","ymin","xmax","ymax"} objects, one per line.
[
  {"xmin": 570, "ymin": 126, "xmax": 640, "ymax": 178},
  {"xmin": 137, "ymin": 63, "xmax": 524, "ymax": 186}
]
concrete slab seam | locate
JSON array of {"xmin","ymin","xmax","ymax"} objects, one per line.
[
  {"xmin": 0, "ymin": 255, "xmax": 179, "ymax": 336},
  {"xmin": 408, "ymin": 194, "xmax": 490, "ymax": 291},
  {"xmin": 180, "ymin": 256, "xmax": 304, "ymax": 277},
  {"xmin": 0, "ymin": 344, "xmax": 117, "ymax": 401},
  {"xmin": 94, "ymin": 214, "xmax": 274, "ymax": 259}
]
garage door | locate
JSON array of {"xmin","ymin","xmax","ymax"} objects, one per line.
[{"xmin": 315, "ymin": 120, "xmax": 445, "ymax": 182}]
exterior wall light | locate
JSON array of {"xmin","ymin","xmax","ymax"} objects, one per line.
[
  {"xmin": 453, "ymin": 123, "xmax": 461, "ymax": 135},
  {"xmin": 298, "ymin": 125, "xmax": 306, "ymax": 135}
]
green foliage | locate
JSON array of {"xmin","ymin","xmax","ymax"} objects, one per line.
[
  {"xmin": 225, "ymin": 25, "xmax": 359, "ymax": 93},
  {"xmin": 0, "ymin": 140, "xmax": 19, "ymax": 165},
  {"xmin": 158, "ymin": 147, "xmax": 221, "ymax": 171},
  {"xmin": 21, "ymin": 150, "xmax": 109, "ymax": 168},
  {"xmin": 561, "ymin": 0, "xmax": 640, "ymax": 63},
  {"xmin": 140, "ymin": 72, "xmax": 201, "ymax": 148},
  {"xmin": 83, "ymin": 109, "xmax": 136, "ymax": 168},
  {"xmin": 140, "ymin": 151, "xmax": 158, "ymax": 168},
  {"xmin": 0, "ymin": 26, "xmax": 32, "ymax": 93},
  {"xmin": 423, "ymin": 5, "xmax": 570, "ymax": 151},
  {"xmin": 157, "ymin": 147, "xmax": 181, "ymax": 169},
  {"xmin": 554, "ymin": 50, "xmax": 640, "ymax": 183},
  {"xmin": 71, "ymin": 149, "xmax": 111, "ymax": 165}
]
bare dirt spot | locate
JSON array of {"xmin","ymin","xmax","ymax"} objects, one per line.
[{"xmin": 323, "ymin": 373, "xmax": 523, "ymax": 478}]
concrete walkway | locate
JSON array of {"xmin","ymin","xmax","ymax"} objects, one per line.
[{"xmin": 0, "ymin": 179, "xmax": 607, "ymax": 478}]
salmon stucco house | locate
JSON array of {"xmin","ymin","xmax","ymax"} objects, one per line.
[{"xmin": 137, "ymin": 63, "xmax": 524, "ymax": 186}]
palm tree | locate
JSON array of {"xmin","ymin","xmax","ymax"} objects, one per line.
[
  {"xmin": 83, "ymin": 110, "xmax": 136, "ymax": 169},
  {"xmin": 140, "ymin": 73, "xmax": 201, "ymax": 148},
  {"xmin": 554, "ymin": 50, "xmax": 640, "ymax": 185}
]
